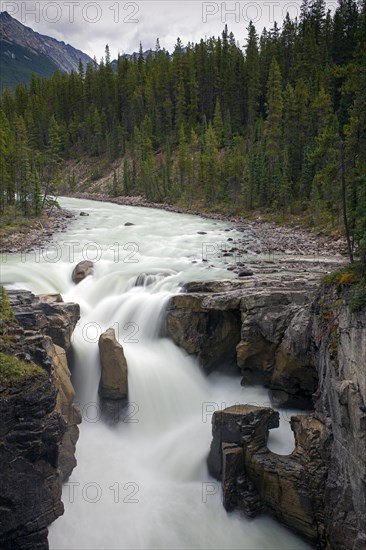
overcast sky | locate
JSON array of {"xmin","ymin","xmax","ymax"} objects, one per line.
[{"xmin": 1, "ymin": 0, "xmax": 337, "ymax": 60}]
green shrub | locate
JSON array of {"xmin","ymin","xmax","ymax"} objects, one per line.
[
  {"xmin": 323, "ymin": 263, "xmax": 366, "ymax": 312},
  {"xmin": 349, "ymin": 287, "xmax": 366, "ymax": 312}
]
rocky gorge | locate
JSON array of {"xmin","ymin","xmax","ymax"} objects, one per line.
[
  {"xmin": 165, "ymin": 275, "xmax": 366, "ymax": 549},
  {"xmin": 1, "ymin": 272, "xmax": 365, "ymax": 549},
  {"xmin": 0, "ymin": 197, "xmax": 365, "ymax": 550}
]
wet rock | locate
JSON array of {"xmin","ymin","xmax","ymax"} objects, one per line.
[
  {"xmin": 166, "ymin": 293, "xmax": 241, "ymax": 374},
  {"xmin": 98, "ymin": 328, "xmax": 128, "ymax": 401},
  {"xmin": 124, "ymin": 222, "xmax": 135, "ymax": 226},
  {"xmin": 207, "ymin": 404, "xmax": 279, "ymax": 479},
  {"xmin": 0, "ymin": 376, "xmax": 65, "ymax": 550},
  {"xmin": 270, "ymin": 306, "xmax": 316, "ymax": 408},
  {"xmin": 38, "ymin": 298, "xmax": 80, "ymax": 351},
  {"xmin": 237, "ymin": 289, "xmax": 316, "ymax": 406},
  {"xmin": 9, "ymin": 291, "xmax": 80, "ymax": 352},
  {"xmin": 79, "ymin": 211, "xmax": 89, "ymax": 216},
  {"xmin": 238, "ymin": 269, "xmax": 254, "ymax": 277},
  {"xmin": 71, "ymin": 260, "xmax": 94, "ymax": 284},
  {"xmin": 38, "ymin": 293, "xmax": 63, "ymax": 303},
  {"xmin": 207, "ymin": 405, "xmax": 330, "ymax": 545},
  {"xmin": 312, "ymin": 288, "xmax": 366, "ymax": 549},
  {"xmin": 0, "ymin": 290, "xmax": 80, "ymax": 549},
  {"xmin": 166, "ymin": 280, "xmax": 318, "ymax": 406},
  {"xmin": 47, "ymin": 342, "xmax": 81, "ymax": 481}
]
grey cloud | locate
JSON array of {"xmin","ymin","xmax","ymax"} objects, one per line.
[{"xmin": 1, "ymin": 0, "xmax": 312, "ymax": 59}]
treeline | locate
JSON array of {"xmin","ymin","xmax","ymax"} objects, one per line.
[{"xmin": 0, "ymin": 0, "xmax": 365, "ymax": 260}]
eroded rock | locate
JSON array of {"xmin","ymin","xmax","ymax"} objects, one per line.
[
  {"xmin": 98, "ymin": 328, "xmax": 128, "ymax": 400},
  {"xmin": 166, "ymin": 280, "xmax": 317, "ymax": 405},
  {"xmin": 0, "ymin": 376, "xmax": 65, "ymax": 550},
  {"xmin": 0, "ymin": 290, "xmax": 81, "ymax": 548},
  {"xmin": 166, "ymin": 293, "xmax": 241, "ymax": 373},
  {"xmin": 72, "ymin": 260, "xmax": 94, "ymax": 284},
  {"xmin": 313, "ymin": 288, "xmax": 366, "ymax": 549},
  {"xmin": 207, "ymin": 404, "xmax": 330, "ymax": 545},
  {"xmin": 47, "ymin": 342, "xmax": 81, "ymax": 481}
]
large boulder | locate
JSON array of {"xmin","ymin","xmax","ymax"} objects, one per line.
[
  {"xmin": 71, "ymin": 260, "xmax": 94, "ymax": 284},
  {"xmin": 98, "ymin": 328, "xmax": 128, "ymax": 401},
  {"xmin": 207, "ymin": 404, "xmax": 330, "ymax": 545}
]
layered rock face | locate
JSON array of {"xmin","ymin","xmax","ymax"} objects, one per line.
[
  {"xmin": 166, "ymin": 278, "xmax": 318, "ymax": 407},
  {"xmin": 167, "ymin": 278, "xmax": 366, "ymax": 549},
  {"xmin": 313, "ymin": 288, "xmax": 366, "ymax": 550},
  {"xmin": 0, "ymin": 290, "xmax": 80, "ymax": 548},
  {"xmin": 207, "ymin": 405, "xmax": 330, "ymax": 545},
  {"xmin": 0, "ymin": 376, "xmax": 65, "ymax": 550}
]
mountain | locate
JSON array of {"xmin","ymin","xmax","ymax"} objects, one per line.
[
  {"xmin": 111, "ymin": 49, "xmax": 154, "ymax": 70},
  {"xmin": 0, "ymin": 11, "xmax": 94, "ymax": 89}
]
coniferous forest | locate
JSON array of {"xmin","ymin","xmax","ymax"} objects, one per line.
[{"xmin": 0, "ymin": 0, "xmax": 365, "ymax": 261}]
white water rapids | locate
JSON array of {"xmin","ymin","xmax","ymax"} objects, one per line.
[{"xmin": 1, "ymin": 198, "xmax": 311, "ymax": 549}]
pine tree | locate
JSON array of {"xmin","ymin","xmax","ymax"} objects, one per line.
[{"xmin": 264, "ymin": 57, "xmax": 283, "ymax": 204}]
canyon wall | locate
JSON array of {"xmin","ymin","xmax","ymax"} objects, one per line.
[
  {"xmin": 0, "ymin": 290, "xmax": 80, "ymax": 549},
  {"xmin": 166, "ymin": 279, "xmax": 366, "ymax": 549}
]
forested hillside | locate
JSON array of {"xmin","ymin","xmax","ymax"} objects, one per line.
[{"xmin": 0, "ymin": 0, "xmax": 365, "ymax": 260}]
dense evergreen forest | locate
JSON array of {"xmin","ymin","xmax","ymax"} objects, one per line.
[{"xmin": 0, "ymin": 0, "xmax": 365, "ymax": 261}]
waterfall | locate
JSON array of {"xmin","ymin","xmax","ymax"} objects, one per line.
[{"xmin": 1, "ymin": 198, "xmax": 311, "ymax": 550}]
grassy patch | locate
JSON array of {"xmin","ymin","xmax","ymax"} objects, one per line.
[
  {"xmin": 0, "ymin": 206, "xmax": 40, "ymax": 239},
  {"xmin": 323, "ymin": 263, "xmax": 366, "ymax": 312},
  {"xmin": 0, "ymin": 352, "xmax": 46, "ymax": 384},
  {"xmin": 0, "ymin": 286, "xmax": 18, "ymax": 347}
]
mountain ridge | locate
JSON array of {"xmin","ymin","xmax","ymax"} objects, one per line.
[{"xmin": 0, "ymin": 11, "xmax": 94, "ymax": 88}]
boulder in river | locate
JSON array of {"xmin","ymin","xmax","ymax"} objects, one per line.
[
  {"xmin": 72, "ymin": 260, "xmax": 94, "ymax": 284},
  {"xmin": 79, "ymin": 211, "xmax": 89, "ymax": 216},
  {"xmin": 238, "ymin": 269, "xmax": 254, "ymax": 277},
  {"xmin": 124, "ymin": 222, "xmax": 135, "ymax": 226},
  {"xmin": 98, "ymin": 328, "xmax": 128, "ymax": 401}
]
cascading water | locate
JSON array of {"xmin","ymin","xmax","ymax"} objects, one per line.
[{"xmin": 1, "ymin": 198, "xmax": 311, "ymax": 549}]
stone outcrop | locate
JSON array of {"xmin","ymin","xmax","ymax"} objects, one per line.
[
  {"xmin": 98, "ymin": 328, "xmax": 128, "ymax": 400},
  {"xmin": 0, "ymin": 290, "xmax": 81, "ymax": 548},
  {"xmin": 199, "ymin": 280, "xmax": 366, "ymax": 550},
  {"xmin": 166, "ymin": 292, "xmax": 241, "ymax": 373},
  {"xmin": 312, "ymin": 287, "xmax": 366, "ymax": 550},
  {"xmin": 38, "ymin": 293, "xmax": 79, "ymax": 350},
  {"xmin": 207, "ymin": 405, "xmax": 330, "ymax": 545},
  {"xmin": 71, "ymin": 260, "xmax": 94, "ymax": 284},
  {"xmin": 166, "ymin": 278, "xmax": 318, "ymax": 406},
  {"xmin": 0, "ymin": 375, "xmax": 66, "ymax": 550},
  {"xmin": 46, "ymin": 341, "xmax": 81, "ymax": 481}
]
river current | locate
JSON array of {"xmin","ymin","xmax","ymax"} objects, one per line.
[{"xmin": 1, "ymin": 197, "xmax": 311, "ymax": 550}]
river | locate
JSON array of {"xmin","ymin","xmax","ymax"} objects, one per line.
[{"xmin": 1, "ymin": 197, "xmax": 311, "ymax": 550}]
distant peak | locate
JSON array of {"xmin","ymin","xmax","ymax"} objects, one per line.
[{"xmin": 0, "ymin": 11, "xmax": 12, "ymax": 19}]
